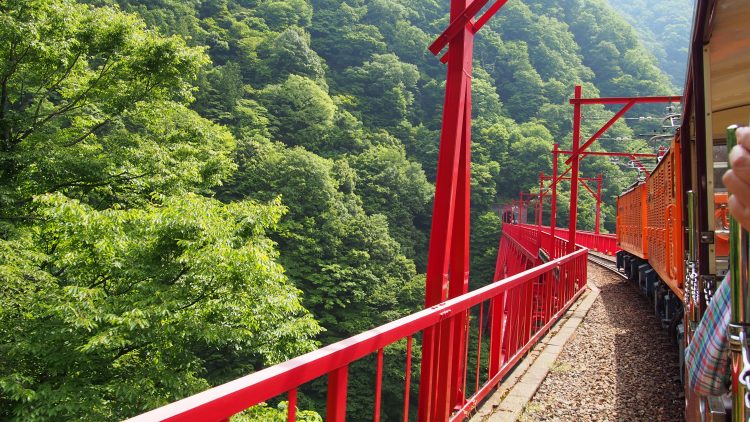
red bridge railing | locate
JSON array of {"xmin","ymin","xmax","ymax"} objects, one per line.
[
  {"xmin": 516, "ymin": 224, "xmax": 619, "ymax": 256},
  {"xmin": 128, "ymin": 225, "xmax": 588, "ymax": 422}
]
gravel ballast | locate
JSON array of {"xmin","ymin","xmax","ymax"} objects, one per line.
[{"xmin": 519, "ymin": 263, "xmax": 684, "ymax": 421}]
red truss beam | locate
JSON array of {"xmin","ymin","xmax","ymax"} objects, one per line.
[
  {"xmin": 557, "ymin": 149, "xmax": 659, "ymax": 177},
  {"xmin": 420, "ymin": 1, "xmax": 507, "ymax": 420},
  {"xmin": 563, "ymin": 86, "xmax": 681, "ymax": 251},
  {"xmin": 556, "ymin": 150, "xmax": 658, "ymax": 158},
  {"xmin": 537, "ymin": 173, "xmax": 604, "ymax": 235},
  {"xmin": 569, "ymin": 95, "xmax": 682, "ymax": 105}
]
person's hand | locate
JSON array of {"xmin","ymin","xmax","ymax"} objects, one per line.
[{"xmin": 723, "ymin": 127, "xmax": 750, "ymax": 230}]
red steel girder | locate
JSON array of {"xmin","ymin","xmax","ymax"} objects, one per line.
[
  {"xmin": 556, "ymin": 150, "xmax": 658, "ymax": 158},
  {"xmin": 420, "ymin": 1, "xmax": 507, "ymax": 420},
  {"xmin": 569, "ymin": 95, "xmax": 681, "ymax": 105},
  {"xmin": 564, "ymin": 87, "xmax": 680, "ymax": 250},
  {"xmin": 557, "ymin": 149, "xmax": 658, "ymax": 176},
  {"xmin": 565, "ymin": 100, "xmax": 635, "ymax": 165}
]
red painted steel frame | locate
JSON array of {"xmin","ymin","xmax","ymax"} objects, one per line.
[
  {"xmin": 517, "ymin": 223, "xmax": 619, "ymax": 256},
  {"xmin": 556, "ymin": 149, "xmax": 658, "ymax": 176},
  {"xmin": 420, "ymin": 1, "xmax": 506, "ymax": 419},
  {"xmin": 538, "ymin": 174, "xmax": 603, "ymax": 237},
  {"xmin": 127, "ymin": 233, "xmax": 588, "ymax": 422},
  {"xmin": 564, "ymin": 86, "xmax": 681, "ymax": 253}
]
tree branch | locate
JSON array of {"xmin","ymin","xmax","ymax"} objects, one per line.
[
  {"xmin": 62, "ymin": 118, "xmax": 111, "ymax": 147},
  {"xmin": 112, "ymin": 342, "xmax": 149, "ymax": 362},
  {"xmin": 16, "ymin": 56, "xmax": 114, "ymax": 143}
]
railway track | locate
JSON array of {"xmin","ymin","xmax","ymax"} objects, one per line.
[
  {"xmin": 519, "ymin": 255, "xmax": 683, "ymax": 421},
  {"xmin": 587, "ymin": 252, "xmax": 627, "ymax": 279}
]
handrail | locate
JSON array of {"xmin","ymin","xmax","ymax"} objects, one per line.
[
  {"xmin": 129, "ymin": 227, "xmax": 588, "ymax": 422},
  {"xmin": 518, "ymin": 223, "xmax": 619, "ymax": 255}
]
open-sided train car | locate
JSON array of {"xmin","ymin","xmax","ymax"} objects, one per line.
[
  {"xmin": 615, "ymin": 0, "xmax": 750, "ymax": 419},
  {"xmin": 616, "ymin": 182, "xmax": 647, "ymax": 260},
  {"xmin": 616, "ymin": 133, "xmax": 689, "ymax": 336}
]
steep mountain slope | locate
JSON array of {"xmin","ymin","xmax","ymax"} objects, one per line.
[
  {"xmin": 1, "ymin": 0, "xmax": 683, "ymax": 419},
  {"xmin": 606, "ymin": 0, "xmax": 693, "ymax": 88}
]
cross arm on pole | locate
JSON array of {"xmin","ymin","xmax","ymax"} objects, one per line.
[
  {"xmin": 472, "ymin": 0, "xmax": 508, "ymax": 32},
  {"xmin": 556, "ymin": 150, "xmax": 658, "ymax": 158},
  {"xmin": 429, "ymin": 0, "xmax": 508, "ymax": 59},
  {"xmin": 565, "ymin": 100, "xmax": 636, "ymax": 165},
  {"xmin": 579, "ymin": 179, "xmax": 596, "ymax": 197},
  {"xmin": 429, "ymin": 0, "xmax": 489, "ymax": 56},
  {"xmin": 542, "ymin": 175, "xmax": 600, "ymax": 182},
  {"xmin": 629, "ymin": 156, "xmax": 651, "ymax": 176},
  {"xmin": 569, "ymin": 96, "xmax": 682, "ymax": 105}
]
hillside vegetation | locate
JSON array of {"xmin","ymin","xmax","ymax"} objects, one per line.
[
  {"xmin": 0, "ymin": 0, "xmax": 682, "ymax": 419},
  {"xmin": 607, "ymin": 0, "xmax": 692, "ymax": 88}
]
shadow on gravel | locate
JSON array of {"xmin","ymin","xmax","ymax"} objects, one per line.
[{"xmin": 597, "ymin": 274, "xmax": 684, "ymax": 421}]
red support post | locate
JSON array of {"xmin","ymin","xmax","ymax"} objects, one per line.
[
  {"xmin": 595, "ymin": 174, "xmax": 602, "ymax": 234},
  {"xmin": 447, "ymin": 94, "xmax": 471, "ymax": 409},
  {"xmin": 374, "ymin": 348, "xmax": 384, "ymax": 422},
  {"xmin": 568, "ymin": 86, "xmax": 582, "ymax": 253},
  {"xmin": 551, "ymin": 143, "xmax": 558, "ymax": 255},
  {"xmin": 287, "ymin": 389, "xmax": 297, "ymax": 422},
  {"xmin": 403, "ymin": 336, "xmax": 412, "ymax": 422},
  {"xmin": 419, "ymin": 1, "xmax": 506, "ymax": 420},
  {"xmin": 538, "ymin": 172, "xmax": 544, "ymax": 229},
  {"xmin": 326, "ymin": 366, "xmax": 349, "ymax": 422}
]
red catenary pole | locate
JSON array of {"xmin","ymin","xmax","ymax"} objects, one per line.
[
  {"xmin": 568, "ymin": 86, "xmax": 582, "ymax": 253},
  {"xmin": 538, "ymin": 172, "xmax": 544, "ymax": 229},
  {"xmin": 551, "ymin": 143, "xmax": 559, "ymax": 256},
  {"xmin": 595, "ymin": 174, "xmax": 602, "ymax": 234}
]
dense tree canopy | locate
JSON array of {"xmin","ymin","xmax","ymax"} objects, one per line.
[
  {"xmin": 0, "ymin": 0, "xmax": 685, "ymax": 419},
  {"xmin": 606, "ymin": 0, "xmax": 691, "ymax": 88}
]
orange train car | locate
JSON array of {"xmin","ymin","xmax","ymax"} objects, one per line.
[
  {"xmin": 616, "ymin": 182, "xmax": 647, "ymax": 259},
  {"xmin": 616, "ymin": 140, "xmax": 686, "ymax": 300},
  {"xmin": 614, "ymin": 0, "xmax": 749, "ymax": 418},
  {"xmin": 616, "ymin": 137, "xmax": 686, "ymax": 305},
  {"xmin": 645, "ymin": 143, "xmax": 684, "ymax": 299}
]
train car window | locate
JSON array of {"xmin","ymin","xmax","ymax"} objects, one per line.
[{"xmin": 713, "ymin": 141, "xmax": 728, "ymax": 192}]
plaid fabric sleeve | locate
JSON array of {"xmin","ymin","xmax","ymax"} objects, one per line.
[{"xmin": 685, "ymin": 275, "xmax": 731, "ymax": 396}]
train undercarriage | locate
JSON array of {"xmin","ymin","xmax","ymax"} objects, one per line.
[{"xmin": 615, "ymin": 252, "xmax": 685, "ymax": 380}]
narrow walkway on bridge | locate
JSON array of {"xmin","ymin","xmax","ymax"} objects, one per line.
[{"xmin": 475, "ymin": 262, "xmax": 683, "ymax": 421}]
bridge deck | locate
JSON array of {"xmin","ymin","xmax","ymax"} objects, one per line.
[
  {"xmin": 129, "ymin": 224, "xmax": 618, "ymax": 422},
  {"xmin": 473, "ymin": 260, "xmax": 682, "ymax": 421}
]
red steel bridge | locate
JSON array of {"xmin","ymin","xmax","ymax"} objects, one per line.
[{"xmin": 128, "ymin": 1, "xmax": 679, "ymax": 421}]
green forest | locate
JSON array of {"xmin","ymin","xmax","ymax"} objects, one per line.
[
  {"xmin": 607, "ymin": 0, "xmax": 692, "ymax": 88},
  {"xmin": 0, "ymin": 0, "xmax": 683, "ymax": 420}
]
